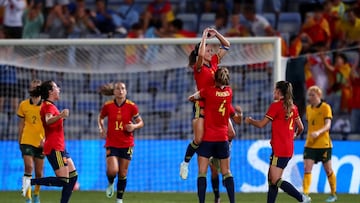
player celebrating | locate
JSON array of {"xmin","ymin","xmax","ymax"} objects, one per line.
[
  {"xmin": 18, "ymin": 79, "xmax": 44, "ymax": 203},
  {"xmin": 98, "ymin": 82, "xmax": 144, "ymax": 203},
  {"xmin": 21, "ymin": 80, "xmax": 78, "ymax": 203},
  {"xmin": 245, "ymin": 81, "xmax": 311, "ymax": 203},
  {"xmin": 180, "ymin": 26, "xmax": 235, "ymax": 180},
  {"xmin": 303, "ymin": 85, "xmax": 337, "ymax": 202},
  {"xmin": 188, "ymin": 67, "xmax": 242, "ymax": 203}
]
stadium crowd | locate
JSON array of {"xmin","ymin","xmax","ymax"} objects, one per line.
[{"xmin": 0, "ymin": 0, "xmax": 360, "ymax": 137}]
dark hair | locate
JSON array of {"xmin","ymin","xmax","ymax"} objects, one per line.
[
  {"xmin": 336, "ymin": 52, "xmax": 348, "ymax": 63},
  {"xmin": 214, "ymin": 67, "xmax": 230, "ymax": 86},
  {"xmin": 275, "ymin": 81, "xmax": 294, "ymax": 119},
  {"xmin": 188, "ymin": 42, "xmax": 200, "ymax": 67},
  {"xmin": 40, "ymin": 80, "xmax": 54, "ymax": 100},
  {"xmin": 28, "ymin": 79, "xmax": 42, "ymax": 97},
  {"xmin": 171, "ymin": 19, "xmax": 183, "ymax": 30}
]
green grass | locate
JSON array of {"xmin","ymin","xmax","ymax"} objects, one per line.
[{"xmin": 2, "ymin": 191, "xmax": 359, "ymax": 203}]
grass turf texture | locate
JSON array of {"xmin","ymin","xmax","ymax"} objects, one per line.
[{"xmin": 2, "ymin": 191, "xmax": 360, "ymax": 203}]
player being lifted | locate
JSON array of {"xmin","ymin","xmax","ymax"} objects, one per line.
[{"xmin": 179, "ymin": 27, "xmax": 235, "ymax": 181}]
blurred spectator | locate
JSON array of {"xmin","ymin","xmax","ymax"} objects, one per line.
[
  {"xmin": 3, "ymin": 0, "xmax": 27, "ymax": 39},
  {"xmin": 242, "ymin": 4, "xmax": 276, "ymax": 36},
  {"xmin": 337, "ymin": 8, "xmax": 360, "ymax": 48},
  {"xmin": 323, "ymin": 0, "xmax": 342, "ymax": 49},
  {"xmin": 45, "ymin": 0, "xmax": 69, "ymax": 9},
  {"xmin": 166, "ymin": 18, "xmax": 196, "ymax": 38},
  {"xmin": 330, "ymin": 0, "xmax": 347, "ymax": 19},
  {"xmin": 225, "ymin": 12, "xmax": 250, "ymax": 37},
  {"xmin": 68, "ymin": 0, "xmax": 100, "ymax": 38},
  {"xmin": 304, "ymin": 43, "xmax": 330, "ymax": 95},
  {"xmin": 300, "ymin": 4, "xmax": 331, "ymax": 50},
  {"xmin": 90, "ymin": 0, "xmax": 116, "ymax": 35},
  {"xmin": 288, "ymin": 35, "xmax": 303, "ymax": 57},
  {"xmin": 126, "ymin": 22, "xmax": 144, "ymax": 38},
  {"xmin": 214, "ymin": 10, "xmax": 228, "ymax": 35},
  {"xmin": 350, "ymin": 66, "xmax": 360, "ymax": 133},
  {"xmin": 44, "ymin": 4, "xmax": 71, "ymax": 38},
  {"xmin": 142, "ymin": 0, "xmax": 175, "ymax": 32},
  {"xmin": 125, "ymin": 23, "xmax": 145, "ymax": 65},
  {"xmin": 321, "ymin": 52, "xmax": 352, "ymax": 114},
  {"xmin": 112, "ymin": 0, "xmax": 142, "ymax": 34},
  {"xmin": 353, "ymin": 0, "xmax": 360, "ymax": 17},
  {"xmin": 22, "ymin": 0, "xmax": 44, "ymax": 38}
]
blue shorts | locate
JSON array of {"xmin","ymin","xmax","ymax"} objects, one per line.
[
  {"xmin": 269, "ymin": 153, "xmax": 291, "ymax": 169},
  {"xmin": 106, "ymin": 147, "xmax": 133, "ymax": 160},
  {"xmin": 46, "ymin": 150, "xmax": 70, "ymax": 171},
  {"xmin": 197, "ymin": 141, "xmax": 230, "ymax": 159}
]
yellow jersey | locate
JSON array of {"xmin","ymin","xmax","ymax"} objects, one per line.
[
  {"xmin": 305, "ymin": 101, "xmax": 333, "ymax": 149},
  {"xmin": 17, "ymin": 98, "xmax": 44, "ymax": 147}
]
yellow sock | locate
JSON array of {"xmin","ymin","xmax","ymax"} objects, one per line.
[
  {"xmin": 34, "ymin": 185, "xmax": 40, "ymax": 196},
  {"xmin": 328, "ymin": 172, "xmax": 337, "ymax": 195},
  {"xmin": 26, "ymin": 187, "xmax": 32, "ymax": 199},
  {"xmin": 303, "ymin": 173, "xmax": 312, "ymax": 195}
]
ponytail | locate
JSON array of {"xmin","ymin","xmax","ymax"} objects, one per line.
[{"xmin": 276, "ymin": 81, "xmax": 294, "ymax": 119}]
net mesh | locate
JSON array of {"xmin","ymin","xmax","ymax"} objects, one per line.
[
  {"xmin": 0, "ymin": 38, "xmax": 280, "ymax": 192},
  {"xmin": 0, "ymin": 38, "xmax": 279, "ymax": 140}
]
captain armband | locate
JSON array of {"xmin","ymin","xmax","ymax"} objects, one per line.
[{"xmin": 220, "ymin": 45, "xmax": 230, "ymax": 51}]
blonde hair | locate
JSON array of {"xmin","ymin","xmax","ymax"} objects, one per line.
[{"xmin": 308, "ymin": 85, "xmax": 323, "ymax": 98}]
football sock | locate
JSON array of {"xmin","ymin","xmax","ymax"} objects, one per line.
[
  {"xmin": 211, "ymin": 175, "xmax": 220, "ymax": 200},
  {"xmin": 117, "ymin": 176, "xmax": 127, "ymax": 200},
  {"xmin": 327, "ymin": 172, "xmax": 337, "ymax": 195},
  {"xmin": 184, "ymin": 140, "xmax": 199, "ymax": 162},
  {"xmin": 223, "ymin": 174, "xmax": 235, "ymax": 203},
  {"xmin": 31, "ymin": 177, "xmax": 68, "ymax": 186},
  {"xmin": 278, "ymin": 179, "xmax": 303, "ymax": 202},
  {"xmin": 197, "ymin": 176, "xmax": 206, "ymax": 203},
  {"xmin": 267, "ymin": 183, "xmax": 278, "ymax": 203},
  {"xmin": 34, "ymin": 185, "xmax": 40, "ymax": 195},
  {"xmin": 107, "ymin": 174, "xmax": 116, "ymax": 185},
  {"xmin": 24, "ymin": 174, "xmax": 32, "ymax": 199},
  {"xmin": 303, "ymin": 172, "xmax": 312, "ymax": 195},
  {"xmin": 60, "ymin": 170, "xmax": 78, "ymax": 203}
]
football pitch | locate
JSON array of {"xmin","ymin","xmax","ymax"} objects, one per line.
[{"xmin": 2, "ymin": 191, "xmax": 360, "ymax": 203}]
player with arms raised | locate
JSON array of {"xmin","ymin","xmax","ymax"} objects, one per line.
[
  {"xmin": 189, "ymin": 67, "xmax": 242, "ymax": 203},
  {"xmin": 180, "ymin": 26, "xmax": 235, "ymax": 180}
]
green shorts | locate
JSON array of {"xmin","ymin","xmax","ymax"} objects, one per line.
[
  {"xmin": 303, "ymin": 147, "xmax": 332, "ymax": 163},
  {"xmin": 20, "ymin": 144, "xmax": 45, "ymax": 159}
]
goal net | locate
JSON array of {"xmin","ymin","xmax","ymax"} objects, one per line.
[{"xmin": 0, "ymin": 37, "xmax": 284, "ymax": 192}]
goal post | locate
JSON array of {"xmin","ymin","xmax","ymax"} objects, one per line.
[
  {"xmin": 0, "ymin": 37, "xmax": 288, "ymax": 192},
  {"xmin": 0, "ymin": 37, "xmax": 283, "ymax": 140}
]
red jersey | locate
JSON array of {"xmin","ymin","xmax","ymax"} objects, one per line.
[
  {"xmin": 147, "ymin": 0, "xmax": 172, "ymax": 18},
  {"xmin": 200, "ymin": 86, "xmax": 235, "ymax": 142},
  {"xmin": 40, "ymin": 100, "xmax": 65, "ymax": 155},
  {"xmin": 193, "ymin": 54, "xmax": 219, "ymax": 91},
  {"xmin": 100, "ymin": 99, "xmax": 140, "ymax": 148},
  {"xmin": 265, "ymin": 100, "xmax": 299, "ymax": 157}
]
